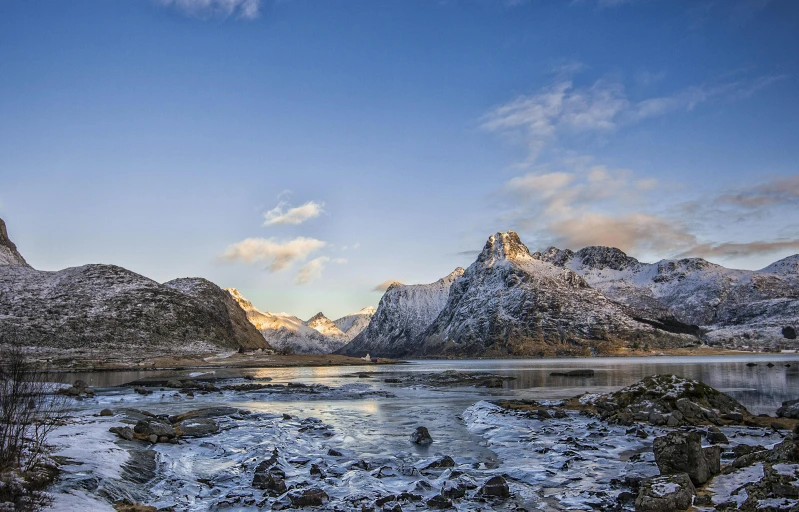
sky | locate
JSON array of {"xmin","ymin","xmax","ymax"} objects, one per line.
[{"xmin": 1, "ymin": 0, "xmax": 798, "ymax": 319}]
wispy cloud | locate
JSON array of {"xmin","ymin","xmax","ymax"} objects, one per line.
[
  {"xmin": 716, "ymin": 175, "xmax": 799, "ymax": 209},
  {"xmin": 482, "ymin": 69, "xmax": 783, "ymax": 162},
  {"xmin": 372, "ymin": 279, "xmax": 401, "ymax": 292},
  {"xmin": 295, "ymin": 256, "xmax": 329, "ymax": 285},
  {"xmin": 678, "ymin": 239, "xmax": 799, "ymax": 259},
  {"xmin": 263, "ymin": 201, "xmax": 324, "ymax": 226},
  {"xmin": 157, "ymin": 0, "xmax": 261, "ymax": 20},
  {"xmin": 221, "ymin": 237, "xmax": 325, "ymax": 270}
]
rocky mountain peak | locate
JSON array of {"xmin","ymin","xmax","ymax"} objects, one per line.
[
  {"xmin": 574, "ymin": 246, "xmax": 639, "ymax": 271},
  {"xmin": 532, "ymin": 246, "xmax": 574, "ymax": 266},
  {"xmin": 307, "ymin": 312, "xmax": 329, "ymax": 323},
  {"xmin": 0, "ymin": 218, "xmax": 29, "ymax": 267},
  {"xmin": 478, "ymin": 231, "xmax": 532, "ymax": 265},
  {"xmin": 440, "ymin": 267, "xmax": 466, "ymax": 284},
  {"xmin": 760, "ymin": 254, "xmax": 799, "ymax": 276}
]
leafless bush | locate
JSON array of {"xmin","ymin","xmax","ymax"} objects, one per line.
[{"xmin": 0, "ymin": 343, "xmax": 68, "ymax": 510}]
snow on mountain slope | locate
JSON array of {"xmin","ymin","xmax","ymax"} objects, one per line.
[
  {"xmin": 226, "ymin": 289, "xmax": 348, "ymax": 354},
  {"xmin": 534, "ymin": 245, "xmax": 799, "ymax": 349},
  {"xmin": 305, "ymin": 312, "xmax": 348, "ymax": 341},
  {"xmin": 0, "ymin": 222, "xmax": 269, "ymax": 359},
  {"xmin": 336, "ymin": 269, "xmax": 465, "ymax": 357},
  {"xmin": 418, "ymin": 232, "xmax": 692, "ymax": 358},
  {"xmin": 333, "ymin": 306, "xmax": 376, "ymax": 340}
]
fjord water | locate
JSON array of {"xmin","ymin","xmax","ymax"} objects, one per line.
[{"xmin": 46, "ymin": 355, "xmax": 799, "ymax": 511}]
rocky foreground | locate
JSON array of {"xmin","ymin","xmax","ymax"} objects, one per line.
[{"xmin": 24, "ymin": 372, "xmax": 798, "ymax": 511}]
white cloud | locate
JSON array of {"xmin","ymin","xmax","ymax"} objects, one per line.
[
  {"xmin": 263, "ymin": 201, "xmax": 324, "ymax": 226},
  {"xmin": 294, "ymin": 256, "xmax": 347, "ymax": 285},
  {"xmin": 295, "ymin": 257, "xmax": 329, "ymax": 285},
  {"xmin": 221, "ymin": 237, "xmax": 325, "ymax": 271},
  {"xmin": 483, "ymin": 70, "xmax": 782, "ymax": 162},
  {"xmin": 158, "ymin": 0, "xmax": 261, "ymax": 19},
  {"xmin": 372, "ymin": 279, "xmax": 401, "ymax": 292}
]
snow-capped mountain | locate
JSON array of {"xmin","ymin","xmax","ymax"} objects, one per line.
[
  {"xmin": 226, "ymin": 288, "xmax": 370, "ymax": 354},
  {"xmin": 0, "ymin": 218, "xmax": 269, "ymax": 359},
  {"xmin": 415, "ymin": 232, "xmax": 692, "ymax": 357},
  {"xmin": 333, "ymin": 306, "xmax": 376, "ymax": 340},
  {"xmin": 306, "ymin": 312, "xmax": 348, "ymax": 341},
  {"xmin": 534, "ymin": 245, "xmax": 799, "ymax": 349},
  {"xmin": 336, "ymin": 267, "xmax": 467, "ymax": 357}
]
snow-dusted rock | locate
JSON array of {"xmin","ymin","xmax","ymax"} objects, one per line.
[
  {"xmin": 534, "ymin": 245, "xmax": 799, "ymax": 349},
  {"xmin": 336, "ymin": 268, "xmax": 465, "ymax": 357},
  {"xmin": 305, "ymin": 312, "xmax": 348, "ymax": 341},
  {"xmin": 418, "ymin": 232, "xmax": 693, "ymax": 357},
  {"xmin": 0, "ymin": 218, "xmax": 28, "ymax": 267}
]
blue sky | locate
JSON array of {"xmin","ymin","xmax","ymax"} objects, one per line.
[{"xmin": 1, "ymin": 0, "xmax": 798, "ymax": 319}]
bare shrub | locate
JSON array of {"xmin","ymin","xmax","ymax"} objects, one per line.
[{"xmin": 0, "ymin": 343, "xmax": 68, "ymax": 510}]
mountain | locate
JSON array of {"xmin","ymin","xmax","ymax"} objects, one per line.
[
  {"xmin": 333, "ymin": 306, "xmax": 376, "ymax": 340},
  {"xmin": 0, "ymin": 219, "xmax": 269, "ymax": 360},
  {"xmin": 306, "ymin": 312, "xmax": 348, "ymax": 341},
  {"xmin": 534, "ymin": 245, "xmax": 799, "ymax": 349},
  {"xmin": 0, "ymin": 218, "xmax": 28, "ymax": 267},
  {"xmin": 338, "ymin": 232, "xmax": 698, "ymax": 358},
  {"xmin": 336, "ymin": 267, "xmax": 466, "ymax": 357},
  {"xmin": 416, "ymin": 232, "xmax": 693, "ymax": 357},
  {"xmin": 226, "ymin": 288, "xmax": 358, "ymax": 354}
]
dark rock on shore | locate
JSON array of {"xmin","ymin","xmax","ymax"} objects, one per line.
[
  {"xmin": 288, "ymin": 488, "xmax": 329, "ymax": 507},
  {"xmin": 410, "ymin": 427, "xmax": 433, "ymax": 445},
  {"xmin": 478, "ymin": 475, "xmax": 510, "ymax": 498},
  {"xmin": 777, "ymin": 399, "xmax": 799, "ymax": 419},
  {"xmin": 653, "ymin": 431, "xmax": 720, "ymax": 485}
]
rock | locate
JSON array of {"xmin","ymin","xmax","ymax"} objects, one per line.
[
  {"xmin": 747, "ymin": 362, "xmax": 758, "ymax": 367},
  {"xmin": 777, "ymin": 399, "xmax": 799, "ymax": 419},
  {"xmin": 166, "ymin": 379, "xmax": 183, "ymax": 388},
  {"xmin": 634, "ymin": 473, "xmax": 695, "ymax": 512},
  {"xmin": 148, "ymin": 435, "xmax": 158, "ymax": 444},
  {"xmin": 783, "ymin": 326, "xmax": 797, "ymax": 339},
  {"xmin": 282, "ymin": 413, "xmax": 292, "ymax": 420},
  {"xmin": 109, "ymin": 426, "xmax": 135, "ymax": 441},
  {"xmin": 410, "ymin": 426, "xmax": 433, "ymax": 445},
  {"xmin": 384, "ymin": 378, "xmax": 401, "ymax": 383},
  {"xmin": 423, "ymin": 456, "xmax": 455, "ymax": 470},
  {"xmin": 99, "ymin": 408, "xmax": 114, "ymax": 417},
  {"xmin": 653, "ymin": 431, "xmax": 721, "ymax": 485},
  {"xmin": 550, "ymin": 369, "xmax": 595, "ymax": 377},
  {"xmin": 706, "ymin": 426, "xmax": 729, "ymax": 444},
  {"xmin": 478, "ymin": 475, "xmax": 510, "ymax": 498},
  {"xmin": 327, "ymin": 448, "xmax": 343, "ymax": 457},
  {"xmin": 113, "ymin": 501, "xmax": 158, "ymax": 512},
  {"xmin": 382, "ymin": 502, "xmax": 402, "ymax": 512},
  {"xmin": 133, "ymin": 419, "xmax": 175, "ymax": 438},
  {"xmin": 288, "ymin": 488, "xmax": 329, "ymax": 507},
  {"xmin": 133, "ymin": 387, "xmax": 153, "ymax": 396},
  {"xmin": 425, "ymin": 495, "xmax": 453, "ymax": 509},
  {"xmin": 179, "ymin": 418, "xmax": 219, "ymax": 438}
]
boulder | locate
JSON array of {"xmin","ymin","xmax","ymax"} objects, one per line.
[
  {"xmin": 478, "ymin": 475, "xmax": 510, "ymax": 498},
  {"xmin": 410, "ymin": 426, "xmax": 433, "ymax": 446},
  {"xmin": 423, "ymin": 456, "xmax": 455, "ymax": 470},
  {"xmin": 706, "ymin": 426, "xmax": 729, "ymax": 445},
  {"xmin": 288, "ymin": 488, "xmax": 328, "ymax": 507},
  {"xmin": 133, "ymin": 419, "xmax": 175, "ymax": 438},
  {"xmin": 777, "ymin": 399, "xmax": 799, "ymax": 419},
  {"xmin": 109, "ymin": 426, "xmax": 135, "ymax": 441},
  {"xmin": 653, "ymin": 431, "xmax": 720, "ymax": 485},
  {"xmin": 178, "ymin": 418, "xmax": 219, "ymax": 438},
  {"xmin": 425, "ymin": 495, "xmax": 453, "ymax": 509},
  {"xmin": 634, "ymin": 473, "xmax": 695, "ymax": 512},
  {"xmin": 100, "ymin": 409, "xmax": 114, "ymax": 417}
]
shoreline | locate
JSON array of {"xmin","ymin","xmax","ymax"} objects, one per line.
[{"xmin": 29, "ymin": 345, "xmax": 795, "ymax": 373}]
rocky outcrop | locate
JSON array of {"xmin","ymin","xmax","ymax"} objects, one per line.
[
  {"xmin": 0, "ymin": 218, "xmax": 269, "ymax": 359},
  {"xmin": 305, "ymin": 312, "xmax": 348, "ymax": 341},
  {"xmin": 572, "ymin": 375, "xmax": 751, "ymax": 427},
  {"xmin": 417, "ymin": 232, "xmax": 694, "ymax": 358},
  {"xmin": 337, "ymin": 268, "xmax": 465, "ymax": 357},
  {"xmin": 535, "ymin": 244, "xmax": 799, "ymax": 350},
  {"xmin": 653, "ymin": 431, "xmax": 721, "ymax": 485},
  {"xmin": 0, "ymin": 219, "xmax": 28, "ymax": 267}
]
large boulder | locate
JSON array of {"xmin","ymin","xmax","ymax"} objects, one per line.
[
  {"xmin": 410, "ymin": 426, "xmax": 433, "ymax": 446},
  {"xmin": 634, "ymin": 473, "xmax": 695, "ymax": 512},
  {"xmin": 777, "ymin": 399, "xmax": 799, "ymax": 419},
  {"xmin": 653, "ymin": 431, "xmax": 721, "ymax": 485}
]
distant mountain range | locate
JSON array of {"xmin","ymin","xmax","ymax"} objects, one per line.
[
  {"xmin": 337, "ymin": 231, "xmax": 799, "ymax": 358},
  {"xmin": 2, "ymin": 217, "xmax": 796, "ymax": 361},
  {"xmin": 226, "ymin": 288, "xmax": 375, "ymax": 354},
  {"xmin": 0, "ymin": 218, "xmax": 269, "ymax": 361}
]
